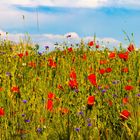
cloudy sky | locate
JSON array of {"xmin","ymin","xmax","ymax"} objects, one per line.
[{"xmin": 0, "ymin": 0, "xmax": 140, "ymax": 51}]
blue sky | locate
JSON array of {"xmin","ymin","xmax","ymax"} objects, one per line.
[{"xmin": 0, "ymin": 0, "xmax": 140, "ymax": 51}]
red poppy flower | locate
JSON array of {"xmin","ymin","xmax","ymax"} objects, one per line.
[
  {"xmin": 16, "ymin": 129, "xmax": 29, "ymax": 135},
  {"xmin": 59, "ymin": 107, "xmax": 69, "ymax": 115},
  {"xmin": 87, "ymin": 96, "xmax": 95, "ymax": 106},
  {"xmin": 106, "ymin": 68, "xmax": 112, "ymax": 73},
  {"xmin": 104, "ymin": 85, "xmax": 110, "ymax": 89},
  {"xmin": 108, "ymin": 100, "xmax": 113, "ymax": 107},
  {"xmin": 51, "ymin": 62, "xmax": 56, "ymax": 68},
  {"xmin": 122, "ymin": 68, "xmax": 129, "ymax": 73},
  {"xmin": 82, "ymin": 54, "xmax": 87, "ymax": 60},
  {"xmin": 109, "ymin": 52, "xmax": 116, "ymax": 59},
  {"xmin": 58, "ymin": 84, "xmax": 63, "ymax": 90},
  {"xmin": 127, "ymin": 44, "xmax": 135, "ymax": 52},
  {"xmin": 63, "ymin": 50, "xmax": 66, "ymax": 55},
  {"xmin": 0, "ymin": 108, "xmax": 5, "ymax": 116},
  {"xmin": 69, "ymin": 79, "xmax": 78, "ymax": 89},
  {"xmin": 96, "ymin": 44, "xmax": 100, "ymax": 48},
  {"xmin": 48, "ymin": 92, "xmax": 55, "ymax": 99},
  {"xmin": 122, "ymin": 98, "xmax": 128, "ymax": 104},
  {"xmin": 125, "ymin": 85, "xmax": 133, "ymax": 91},
  {"xmin": 11, "ymin": 86, "xmax": 19, "ymax": 93},
  {"xmin": 70, "ymin": 70, "xmax": 77, "ymax": 79},
  {"xmin": 36, "ymin": 77, "xmax": 39, "ymax": 81},
  {"xmin": 0, "ymin": 87, "xmax": 3, "ymax": 92},
  {"xmin": 99, "ymin": 69, "xmax": 106, "ymax": 74},
  {"xmin": 25, "ymin": 51, "xmax": 28, "ymax": 56},
  {"xmin": 88, "ymin": 74, "xmax": 97, "ymax": 86},
  {"xmin": 120, "ymin": 110, "xmax": 130, "ymax": 120},
  {"xmin": 72, "ymin": 56, "xmax": 75, "ymax": 62},
  {"xmin": 118, "ymin": 52, "xmax": 129, "ymax": 61},
  {"xmin": 68, "ymin": 47, "xmax": 73, "ymax": 52},
  {"xmin": 48, "ymin": 58, "xmax": 56, "ymax": 68},
  {"xmin": 100, "ymin": 60, "xmax": 107, "ymax": 65},
  {"xmin": 16, "ymin": 129, "xmax": 30, "ymax": 135},
  {"xmin": 46, "ymin": 100, "xmax": 53, "ymax": 111},
  {"xmin": 128, "ymin": 79, "xmax": 132, "ymax": 83},
  {"xmin": 88, "ymin": 74, "xmax": 96, "ymax": 81},
  {"xmin": 28, "ymin": 61, "xmax": 36, "ymax": 68},
  {"xmin": 88, "ymin": 41, "xmax": 94, "ymax": 47},
  {"xmin": 18, "ymin": 53, "xmax": 24, "ymax": 59}
]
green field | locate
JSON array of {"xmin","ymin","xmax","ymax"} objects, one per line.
[{"xmin": 0, "ymin": 39, "xmax": 140, "ymax": 140}]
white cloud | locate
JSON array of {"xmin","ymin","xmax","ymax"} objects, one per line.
[
  {"xmin": 0, "ymin": 5, "xmax": 31, "ymax": 30},
  {"xmin": 1, "ymin": 0, "xmax": 140, "ymax": 8},
  {"xmin": 0, "ymin": 3, "xmax": 60, "ymax": 34},
  {"xmin": 64, "ymin": 32, "xmax": 79, "ymax": 38},
  {"xmin": 101, "ymin": 37, "xmax": 120, "ymax": 44},
  {"xmin": 0, "ymin": 30, "xmax": 122, "ymax": 52},
  {"xmin": 0, "ymin": 0, "xmax": 140, "ymax": 8}
]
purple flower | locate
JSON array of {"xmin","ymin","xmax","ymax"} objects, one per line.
[
  {"xmin": 22, "ymin": 100, "xmax": 27, "ymax": 103},
  {"xmin": 66, "ymin": 35, "xmax": 71, "ymax": 38},
  {"xmin": 0, "ymin": 52, "xmax": 6, "ymax": 55},
  {"xmin": 102, "ymin": 89, "xmax": 106, "ymax": 93},
  {"xmin": 74, "ymin": 88, "xmax": 79, "ymax": 93},
  {"xmin": 6, "ymin": 72, "xmax": 11, "ymax": 76},
  {"xmin": 98, "ymin": 86, "xmax": 102, "ymax": 90},
  {"xmin": 45, "ymin": 46, "xmax": 49, "ymax": 49},
  {"xmin": 25, "ymin": 119, "xmax": 30, "ymax": 123},
  {"xmin": 37, "ymin": 128, "xmax": 42, "ymax": 133},
  {"xmin": 38, "ymin": 52, "xmax": 42, "ymax": 55},
  {"xmin": 88, "ymin": 123, "xmax": 92, "ymax": 127},
  {"xmin": 75, "ymin": 128, "xmax": 80, "ymax": 132},
  {"xmin": 79, "ymin": 111, "xmax": 84, "ymax": 115},
  {"xmin": 112, "ymin": 94, "xmax": 118, "ymax": 98},
  {"xmin": 22, "ymin": 114, "xmax": 25, "ymax": 117},
  {"xmin": 137, "ymin": 93, "xmax": 140, "ymax": 97},
  {"xmin": 112, "ymin": 81, "xmax": 118, "ymax": 84}
]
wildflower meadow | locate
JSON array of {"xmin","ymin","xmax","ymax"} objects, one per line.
[{"xmin": 0, "ymin": 37, "xmax": 140, "ymax": 140}]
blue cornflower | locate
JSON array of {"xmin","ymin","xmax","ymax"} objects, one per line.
[
  {"xmin": 79, "ymin": 111, "xmax": 84, "ymax": 115},
  {"xmin": 37, "ymin": 128, "xmax": 42, "ymax": 133},
  {"xmin": 88, "ymin": 123, "xmax": 92, "ymax": 127},
  {"xmin": 45, "ymin": 46, "xmax": 49, "ymax": 49},
  {"xmin": 75, "ymin": 128, "xmax": 80, "ymax": 132},
  {"xmin": 112, "ymin": 81, "xmax": 118, "ymax": 84},
  {"xmin": 22, "ymin": 100, "xmax": 27, "ymax": 103},
  {"xmin": 137, "ymin": 93, "xmax": 140, "ymax": 97},
  {"xmin": 22, "ymin": 114, "xmax": 25, "ymax": 117},
  {"xmin": 25, "ymin": 119, "xmax": 30, "ymax": 123},
  {"xmin": 102, "ymin": 89, "xmax": 106, "ymax": 93}
]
